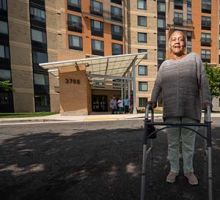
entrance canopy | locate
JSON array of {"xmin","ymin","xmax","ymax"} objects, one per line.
[{"xmin": 39, "ymin": 52, "xmax": 147, "ymax": 86}]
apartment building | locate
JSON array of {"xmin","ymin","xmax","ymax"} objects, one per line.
[
  {"xmin": 0, "ymin": 0, "xmax": 219, "ymax": 113},
  {"xmin": 166, "ymin": 0, "xmax": 220, "ymax": 110}
]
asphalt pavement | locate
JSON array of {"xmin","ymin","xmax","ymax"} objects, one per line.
[{"xmin": 0, "ymin": 115, "xmax": 219, "ymax": 200}]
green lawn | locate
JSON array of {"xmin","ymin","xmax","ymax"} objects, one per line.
[{"xmin": 0, "ymin": 112, "xmax": 57, "ymax": 118}]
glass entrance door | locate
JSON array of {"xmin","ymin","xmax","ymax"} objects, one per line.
[{"xmin": 92, "ymin": 95, "xmax": 108, "ymax": 112}]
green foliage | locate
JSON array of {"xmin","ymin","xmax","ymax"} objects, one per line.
[
  {"xmin": 0, "ymin": 80, "xmax": 12, "ymax": 92},
  {"xmin": 205, "ymin": 64, "xmax": 220, "ymax": 97}
]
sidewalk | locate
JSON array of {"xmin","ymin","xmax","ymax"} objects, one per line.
[
  {"xmin": 0, "ymin": 112, "xmax": 219, "ymax": 124},
  {"xmin": 0, "ymin": 113, "xmax": 147, "ymax": 123}
]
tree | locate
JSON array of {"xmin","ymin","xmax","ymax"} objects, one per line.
[
  {"xmin": 205, "ymin": 64, "xmax": 220, "ymax": 98},
  {"xmin": 0, "ymin": 80, "xmax": 12, "ymax": 92}
]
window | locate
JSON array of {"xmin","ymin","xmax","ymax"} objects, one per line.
[
  {"xmin": 174, "ymin": 12, "xmax": 183, "ymax": 25},
  {"xmin": 201, "ymin": 16, "xmax": 211, "ymax": 30},
  {"xmin": 139, "ymin": 82, "xmax": 148, "ymax": 91},
  {"xmin": 92, "ymin": 39, "xmax": 104, "ymax": 56},
  {"xmin": 187, "ymin": 31, "xmax": 192, "ymax": 40},
  {"xmin": 174, "ymin": 0, "xmax": 183, "ymax": 10},
  {"xmin": 34, "ymin": 73, "xmax": 49, "ymax": 85},
  {"xmin": 67, "ymin": 0, "xmax": 81, "ymax": 12},
  {"xmin": 158, "ymin": 18, "xmax": 165, "ymax": 28},
  {"xmin": 111, "ymin": 6, "xmax": 122, "ymax": 22},
  {"xmin": 187, "ymin": 0, "xmax": 192, "ymax": 12},
  {"xmin": 0, "ymin": 44, "xmax": 9, "ymax": 58},
  {"xmin": 0, "ymin": 21, "xmax": 8, "ymax": 34},
  {"xmin": 158, "ymin": 2, "xmax": 165, "ymax": 12},
  {"xmin": 202, "ymin": 0, "xmax": 211, "ymax": 13},
  {"xmin": 111, "ymin": 25, "xmax": 123, "ymax": 41},
  {"xmin": 31, "ymin": 29, "xmax": 46, "ymax": 43},
  {"xmin": 112, "ymin": 43, "xmax": 122, "ymax": 55},
  {"xmin": 139, "ymin": 97, "xmax": 148, "ymax": 107},
  {"xmin": 138, "ymin": 49, "xmax": 147, "ymax": 59},
  {"xmin": 30, "ymin": 7, "xmax": 46, "ymax": 22},
  {"xmin": 35, "ymin": 95, "xmax": 49, "ymax": 110},
  {"xmin": 69, "ymin": 35, "xmax": 83, "ymax": 50},
  {"xmin": 187, "ymin": 13, "xmax": 192, "ymax": 23},
  {"xmin": 201, "ymin": 33, "xmax": 211, "ymax": 46},
  {"xmin": 186, "ymin": 32, "xmax": 192, "ymax": 52},
  {"xmin": 111, "ymin": 0, "xmax": 122, "ymax": 5},
  {"xmin": 137, "ymin": 0, "xmax": 146, "ymax": 10},
  {"xmin": 201, "ymin": 49, "xmax": 211, "ymax": 62},
  {"xmin": 32, "ymin": 51, "xmax": 48, "ymax": 64},
  {"xmin": 138, "ymin": 16, "xmax": 147, "ymax": 27},
  {"xmin": 158, "ymin": 50, "xmax": 165, "ymax": 61},
  {"xmin": 0, "ymin": 69, "xmax": 11, "ymax": 80},
  {"xmin": 68, "ymin": 14, "xmax": 82, "ymax": 32},
  {"xmin": 138, "ymin": 32, "xmax": 147, "ymax": 43},
  {"xmin": 90, "ymin": 0, "xmax": 103, "ymax": 16},
  {"xmin": 0, "ymin": 0, "xmax": 7, "ymax": 11},
  {"xmin": 187, "ymin": 46, "xmax": 192, "ymax": 53},
  {"xmin": 91, "ymin": 20, "xmax": 103, "ymax": 36},
  {"xmin": 138, "ymin": 65, "xmax": 148, "ymax": 76},
  {"xmin": 158, "ymin": 33, "xmax": 166, "ymax": 46}
]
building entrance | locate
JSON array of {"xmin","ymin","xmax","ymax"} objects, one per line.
[
  {"xmin": 92, "ymin": 95, "xmax": 108, "ymax": 112},
  {"xmin": 0, "ymin": 92, "xmax": 14, "ymax": 112}
]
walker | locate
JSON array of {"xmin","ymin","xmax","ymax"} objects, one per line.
[{"xmin": 140, "ymin": 103, "xmax": 213, "ymax": 200}]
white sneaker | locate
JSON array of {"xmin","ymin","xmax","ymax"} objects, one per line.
[
  {"xmin": 184, "ymin": 172, "xmax": 198, "ymax": 185},
  {"xmin": 166, "ymin": 172, "xmax": 178, "ymax": 183}
]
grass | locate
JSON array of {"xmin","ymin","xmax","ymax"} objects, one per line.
[{"xmin": 0, "ymin": 112, "xmax": 58, "ymax": 118}]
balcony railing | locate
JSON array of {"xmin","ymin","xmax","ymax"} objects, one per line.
[{"xmin": 168, "ymin": 19, "xmax": 194, "ymax": 30}]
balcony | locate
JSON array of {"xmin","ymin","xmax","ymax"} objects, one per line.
[
  {"xmin": 201, "ymin": 38, "xmax": 212, "ymax": 46},
  {"xmin": 167, "ymin": 19, "xmax": 194, "ymax": 31},
  {"xmin": 68, "ymin": 21, "xmax": 82, "ymax": 33}
]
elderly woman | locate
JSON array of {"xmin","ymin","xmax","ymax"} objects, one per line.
[{"xmin": 151, "ymin": 30, "xmax": 211, "ymax": 185}]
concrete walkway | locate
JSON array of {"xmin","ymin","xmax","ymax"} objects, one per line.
[{"xmin": 0, "ymin": 112, "xmax": 220, "ymax": 124}]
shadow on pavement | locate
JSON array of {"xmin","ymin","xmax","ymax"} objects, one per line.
[{"xmin": 0, "ymin": 126, "xmax": 219, "ymax": 200}]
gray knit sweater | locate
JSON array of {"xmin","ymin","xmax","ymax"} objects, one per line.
[{"xmin": 151, "ymin": 52, "xmax": 211, "ymax": 121}]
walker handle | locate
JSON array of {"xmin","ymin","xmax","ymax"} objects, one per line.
[
  {"xmin": 204, "ymin": 105, "xmax": 211, "ymax": 123},
  {"xmin": 145, "ymin": 102, "xmax": 154, "ymax": 122}
]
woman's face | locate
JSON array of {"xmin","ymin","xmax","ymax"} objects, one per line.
[{"xmin": 169, "ymin": 31, "xmax": 185, "ymax": 56}]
